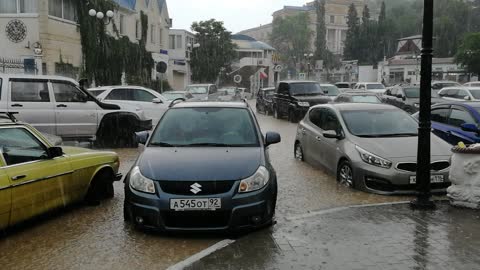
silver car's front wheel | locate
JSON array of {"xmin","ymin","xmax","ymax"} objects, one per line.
[
  {"xmin": 294, "ymin": 142, "xmax": 304, "ymax": 161},
  {"xmin": 338, "ymin": 161, "xmax": 355, "ymax": 188}
]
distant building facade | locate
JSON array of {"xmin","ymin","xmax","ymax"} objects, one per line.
[
  {"xmin": 237, "ymin": 24, "xmax": 273, "ymax": 44},
  {"xmin": 167, "ymin": 29, "xmax": 195, "ymax": 90}
]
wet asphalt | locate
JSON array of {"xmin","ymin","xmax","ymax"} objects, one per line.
[{"xmin": 0, "ymin": 104, "xmax": 418, "ymax": 270}]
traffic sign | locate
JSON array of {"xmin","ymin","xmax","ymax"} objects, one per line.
[
  {"xmin": 273, "ymin": 65, "xmax": 283, "ymax": 73},
  {"xmin": 233, "ymin": 75, "xmax": 242, "ymax": 83}
]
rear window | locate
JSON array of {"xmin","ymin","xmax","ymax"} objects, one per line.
[
  {"xmin": 367, "ymin": 84, "xmax": 385, "ymax": 90},
  {"xmin": 336, "ymin": 83, "xmax": 350, "ymax": 88}
]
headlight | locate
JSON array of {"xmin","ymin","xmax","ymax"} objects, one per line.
[
  {"xmin": 356, "ymin": 146, "xmax": 392, "ymax": 168},
  {"xmin": 129, "ymin": 166, "xmax": 156, "ymax": 194},
  {"xmin": 297, "ymin": 102, "xmax": 310, "ymax": 107},
  {"xmin": 414, "ymin": 103, "xmax": 420, "ymax": 108},
  {"xmin": 238, "ymin": 166, "xmax": 270, "ymax": 193}
]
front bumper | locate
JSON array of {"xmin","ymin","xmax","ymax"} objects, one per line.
[
  {"xmin": 124, "ymin": 180, "xmax": 276, "ymax": 232},
  {"xmin": 352, "ymin": 160, "xmax": 450, "ymax": 195}
]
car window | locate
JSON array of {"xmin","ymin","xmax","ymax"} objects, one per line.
[
  {"xmin": 52, "ymin": 82, "xmax": 88, "ymax": 103},
  {"xmin": 366, "ymin": 84, "xmax": 385, "ymax": 90},
  {"xmin": 0, "ymin": 128, "xmax": 48, "ymax": 166},
  {"xmin": 454, "ymin": 89, "xmax": 469, "ymax": 99},
  {"xmin": 469, "ymin": 89, "xmax": 480, "ymax": 99},
  {"xmin": 309, "ymin": 108, "xmax": 323, "ymax": 127},
  {"xmin": 106, "ymin": 89, "xmax": 134, "ymax": 100},
  {"xmin": 446, "ymin": 89, "xmax": 459, "ymax": 97},
  {"xmin": 163, "ymin": 92, "xmax": 185, "ymax": 101},
  {"xmin": 11, "ymin": 80, "xmax": 50, "ymax": 102},
  {"xmin": 431, "ymin": 108, "xmax": 450, "ymax": 124},
  {"xmin": 186, "ymin": 86, "xmax": 208, "ymax": 94},
  {"xmin": 278, "ymin": 83, "xmax": 289, "ymax": 95},
  {"xmin": 321, "ymin": 85, "xmax": 340, "ymax": 96},
  {"xmin": 209, "ymin": 85, "xmax": 217, "ymax": 94},
  {"xmin": 390, "ymin": 88, "xmax": 398, "ymax": 96},
  {"xmin": 321, "ymin": 109, "xmax": 342, "ymax": 133},
  {"xmin": 150, "ymin": 107, "xmax": 259, "ymax": 146},
  {"xmin": 449, "ymin": 108, "xmax": 476, "ymax": 127},
  {"xmin": 358, "ymin": 84, "xmax": 365, "ymax": 90},
  {"xmin": 133, "ymin": 89, "xmax": 156, "ymax": 102},
  {"xmin": 290, "ymin": 83, "xmax": 322, "ymax": 96},
  {"xmin": 0, "ymin": 78, "xmax": 2, "ymax": 99},
  {"xmin": 89, "ymin": 90, "xmax": 105, "ymax": 97}
]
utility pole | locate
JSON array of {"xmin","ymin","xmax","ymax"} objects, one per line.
[{"xmin": 411, "ymin": 0, "xmax": 435, "ymax": 210}]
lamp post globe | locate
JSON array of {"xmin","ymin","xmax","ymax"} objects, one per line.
[
  {"xmin": 88, "ymin": 9, "xmax": 97, "ymax": 17},
  {"xmin": 96, "ymin": 12, "xmax": 104, "ymax": 20},
  {"xmin": 193, "ymin": 43, "xmax": 200, "ymax": 48},
  {"xmin": 106, "ymin": 10, "xmax": 114, "ymax": 18}
]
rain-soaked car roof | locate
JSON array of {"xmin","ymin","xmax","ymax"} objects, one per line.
[
  {"xmin": 172, "ymin": 101, "xmax": 249, "ymax": 109},
  {"xmin": 320, "ymin": 103, "xmax": 397, "ymax": 112}
]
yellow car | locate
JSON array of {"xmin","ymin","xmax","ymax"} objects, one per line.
[{"xmin": 0, "ymin": 113, "xmax": 121, "ymax": 230}]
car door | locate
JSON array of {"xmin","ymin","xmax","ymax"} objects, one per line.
[
  {"xmin": 302, "ymin": 108, "xmax": 324, "ymax": 164},
  {"xmin": 0, "ymin": 127, "xmax": 73, "ymax": 225},
  {"xmin": 8, "ymin": 79, "xmax": 56, "ymax": 135},
  {"xmin": 445, "ymin": 106, "xmax": 478, "ymax": 145},
  {"xmin": 0, "ymin": 168, "xmax": 11, "ymax": 230},
  {"xmin": 275, "ymin": 83, "xmax": 289, "ymax": 116},
  {"xmin": 131, "ymin": 88, "xmax": 167, "ymax": 125},
  {"xmin": 51, "ymin": 80, "xmax": 98, "ymax": 138},
  {"xmin": 430, "ymin": 107, "xmax": 452, "ymax": 142},
  {"xmin": 453, "ymin": 89, "xmax": 470, "ymax": 101},
  {"xmin": 317, "ymin": 108, "xmax": 342, "ymax": 171}
]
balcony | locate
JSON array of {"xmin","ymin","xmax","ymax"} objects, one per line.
[{"xmin": 232, "ymin": 57, "xmax": 272, "ymax": 70}]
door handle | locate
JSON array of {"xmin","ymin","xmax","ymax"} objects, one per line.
[
  {"xmin": 12, "ymin": 175, "xmax": 26, "ymax": 181},
  {"xmin": 57, "ymin": 104, "xmax": 67, "ymax": 108},
  {"xmin": 315, "ymin": 136, "xmax": 322, "ymax": 141},
  {"xmin": 11, "ymin": 104, "xmax": 23, "ymax": 107}
]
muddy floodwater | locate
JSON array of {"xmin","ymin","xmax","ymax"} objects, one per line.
[{"xmin": 0, "ymin": 106, "xmax": 423, "ymax": 270}]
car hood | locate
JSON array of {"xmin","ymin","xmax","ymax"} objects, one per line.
[
  {"xmin": 349, "ymin": 134, "xmax": 451, "ymax": 158},
  {"xmin": 138, "ymin": 147, "xmax": 262, "ymax": 181}
]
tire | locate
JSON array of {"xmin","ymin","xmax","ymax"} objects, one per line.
[
  {"xmin": 337, "ymin": 160, "xmax": 355, "ymax": 188},
  {"xmin": 85, "ymin": 170, "xmax": 115, "ymax": 205},
  {"xmin": 97, "ymin": 114, "xmax": 139, "ymax": 148},
  {"xmin": 294, "ymin": 142, "xmax": 304, "ymax": 161}
]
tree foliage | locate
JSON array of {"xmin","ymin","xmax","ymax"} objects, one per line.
[
  {"xmin": 271, "ymin": 12, "xmax": 313, "ymax": 72},
  {"xmin": 190, "ymin": 19, "xmax": 237, "ymax": 83},
  {"xmin": 344, "ymin": 4, "xmax": 360, "ymax": 61},
  {"xmin": 314, "ymin": 0, "xmax": 326, "ymax": 60},
  {"xmin": 456, "ymin": 33, "xmax": 480, "ymax": 75}
]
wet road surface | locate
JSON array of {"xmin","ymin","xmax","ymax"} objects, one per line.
[{"xmin": 0, "ymin": 105, "xmax": 424, "ymax": 270}]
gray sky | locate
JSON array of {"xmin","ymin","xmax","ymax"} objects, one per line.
[{"xmin": 168, "ymin": 0, "xmax": 308, "ymax": 33}]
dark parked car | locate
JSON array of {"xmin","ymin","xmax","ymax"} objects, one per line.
[
  {"xmin": 413, "ymin": 102, "xmax": 480, "ymax": 145},
  {"xmin": 383, "ymin": 85, "xmax": 444, "ymax": 113},
  {"xmin": 335, "ymin": 82, "xmax": 356, "ymax": 90},
  {"xmin": 124, "ymin": 101, "xmax": 281, "ymax": 232},
  {"xmin": 333, "ymin": 91, "xmax": 382, "ymax": 104},
  {"xmin": 273, "ymin": 81, "xmax": 332, "ymax": 123},
  {"xmin": 256, "ymin": 87, "xmax": 275, "ymax": 115}
]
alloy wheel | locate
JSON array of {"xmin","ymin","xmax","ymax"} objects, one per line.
[
  {"xmin": 339, "ymin": 165, "xmax": 354, "ymax": 187},
  {"xmin": 294, "ymin": 143, "xmax": 304, "ymax": 161}
]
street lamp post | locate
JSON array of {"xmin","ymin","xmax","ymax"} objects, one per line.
[
  {"xmin": 88, "ymin": 9, "xmax": 114, "ymax": 25},
  {"xmin": 411, "ymin": 0, "xmax": 436, "ymax": 210},
  {"xmin": 304, "ymin": 53, "xmax": 314, "ymax": 80}
]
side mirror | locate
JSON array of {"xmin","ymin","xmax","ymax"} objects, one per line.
[
  {"xmin": 136, "ymin": 131, "xmax": 150, "ymax": 145},
  {"xmin": 47, "ymin": 146, "xmax": 63, "ymax": 158},
  {"xmin": 439, "ymin": 92, "xmax": 445, "ymax": 97},
  {"xmin": 464, "ymin": 96, "xmax": 471, "ymax": 101},
  {"xmin": 323, "ymin": 130, "xmax": 341, "ymax": 139},
  {"xmin": 461, "ymin": 123, "xmax": 479, "ymax": 133},
  {"xmin": 265, "ymin": 132, "xmax": 281, "ymax": 146},
  {"xmin": 152, "ymin": 98, "xmax": 163, "ymax": 104}
]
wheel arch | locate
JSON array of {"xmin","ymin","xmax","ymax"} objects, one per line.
[{"xmin": 88, "ymin": 165, "xmax": 116, "ymax": 187}]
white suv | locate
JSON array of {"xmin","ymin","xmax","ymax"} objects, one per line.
[
  {"xmin": 354, "ymin": 82, "xmax": 386, "ymax": 94},
  {"xmin": 90, "ymin": 86, "xmax": 169, "ymax": 125},
  {"xmin": 0, "ymin": 74, "xmax": 152, "ymax": 147}
]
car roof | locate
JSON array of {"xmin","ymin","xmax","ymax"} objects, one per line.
[
  {"xmin": 88, "ymin": 85, "xmax": 149, "ymax": 90},
  {"xmin": 433, "ymin": 101, "xmax": 480, "ymax": 107},
  {"xmin": 316, "ymin": 103, "xmax": 397, "ymax": 111},
  {"xmin": 0, "ymin": 74, "xmax": 78, "ymax": 84},
  {"xmin": 433, "ymin": 80, "xmax": 459, "ymax": 84},
  {"xmin": 357, "ymin": 82, "xmax": 383, "ymax": 84},
  {"xmin": 279, "ymin": 80, "xmax": 319, "ymax": 84},
  {"xmin": 171, "ymin": 101, "xmax": 249, "ymax": 109}
]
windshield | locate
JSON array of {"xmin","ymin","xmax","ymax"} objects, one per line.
[
  {"xmin": 149, "ymin": 108, "xmax": 259, "ymax": 147},
  {"xmin": 351, "ymin": 96, "xmax": 381, "ymax": 103},
  {"xmin": 89, "ymin": 90, "xmax": 105, "ymax": 97},
  {"xmin": 322, "ymin": 85, "xmax": 340, "ymax": 96},
  {"xmin": 186, "ymin": 86, "xmax": 208, "ymax": 94},
  {"xmin": 367, "ymin": 84, "xmax": 386, "ymax": 90},
  {"xmin": 290, "ymin": 83, "xmax": 323, "ymax": 96},
  {"xmin": 336, "ymin": 83, "xmax": 350, "ymax": 88},
  {"xmin": 342, "ymin": 109, "xmax": 418, "ymax": 137},
  {"xmin": 162, "ymin": 92, "xmax": 184, "ymax": 101},
  {"xmin": 222, "ymin": 88, "xmax": 237, "ymax": 95}
]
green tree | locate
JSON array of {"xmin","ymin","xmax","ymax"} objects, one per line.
[
  {"xmin": 190, "ymin": 19, "xmax": 237, "ymax": 83},
  {"xmin": 362, "ymin": 4, "xmax": 370, "ymax": 24},
  {"xmin": 456, "ymin": 32, "xmax": 480, "ymax": 76},
  {"xmin": 377, "ymin": 1, "xmax": 387, "ymax": 60},
  {"xmin": 271, "ymin": 12, "xmax": 312, "ymax": 73},
  {"xmin": 314, "ymin": 0, "xmax": 327, "ymax": 60},
  {"xmin": 344, "ymin": 3, "xmax": 360, "ymax": 60}
]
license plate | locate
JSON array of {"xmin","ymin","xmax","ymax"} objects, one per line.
[
  {"xmin": 170, "ymin": 198, "xmax": 221, "ymax": 211},
  {"xmin": 409, "ymin": 175, "xmax": 444, "ymax": 184}
]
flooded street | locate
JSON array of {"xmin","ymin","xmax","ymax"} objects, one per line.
[{"xmin": 0, "ymin": 108, "xmax": 423, "ymax": 270}]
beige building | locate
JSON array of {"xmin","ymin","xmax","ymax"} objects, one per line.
[
  {"xmin": 167, "ymin": 29, "xmax": 195, "ymax": 90},
  {"xmin": 238, "ymin": 0, "xmax": 366, "ymax": 56},
  {"xmin": 0, "ymin": 0, "xmax": 171, "ymax": 81}
]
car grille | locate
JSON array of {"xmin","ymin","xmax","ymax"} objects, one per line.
[
  {"xmin": 158, "ymin": 181, "xmax": 235, "ymax": 195},
  {"xmin": 163, "ymin": 211, "xmax": 231, "ymax": 228},
  {"xmin": 396, "ymin": 161, "xmax": 450, "ymax": 172}
]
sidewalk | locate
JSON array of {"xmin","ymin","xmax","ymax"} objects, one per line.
[{"xmin": 185, "ymin": 201, "xmax": 480, "ymax": 270}]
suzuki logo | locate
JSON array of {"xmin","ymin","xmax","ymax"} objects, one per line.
[{"xmin": 190, "ymin": 183, "xmax": 202, "ymax": 194}]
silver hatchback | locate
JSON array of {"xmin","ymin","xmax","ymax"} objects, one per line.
[{"xmin": 294, "ymin": 103, "xmax": 452, "ymax": 195}]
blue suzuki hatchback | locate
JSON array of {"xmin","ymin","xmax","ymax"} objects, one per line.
[
  {"xmin": 414, "ymin": 102, "xmax": 480, "ymax": 145},
  {"xmin": 124, "ymin": 101, "xmax": 281, "ymax": 232}
]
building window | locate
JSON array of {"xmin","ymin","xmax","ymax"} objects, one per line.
[
  {"xmin": 176, "ymin": 35, "xmax": 182, "ymax": 49},
  {"xmin": 151, "ymin": 24, "xmax": 156, "ymax": 44},
  {"xmin": 407, "ymin": 71, "xmax": 416, "ymax": 76},
  {"xmin": 169, "ymin": 35, "xmax": 175, "ymax": 49},
  {"xmin": 330, "ymin": 15, "xmax": 335, "ymax": 24},
  {"xmin": 0, "ymin": 0, "xmax": 36, "ymax": 13},
  {"xmin": 159, "ymin": 27, "xmax": 163, "ymax": 44},
  {"xmin": 119, "ymin": 15, "xmax": 125, "ymax": 35},
  {"xmin": 135, "ymin": 20, "xmax": 140, "ymax": 39},
  {"xmin": 48, "ymin": 0, "xmax": 77, "ymax": 21}
]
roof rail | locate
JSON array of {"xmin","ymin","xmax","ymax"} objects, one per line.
[
  {"xmin": 169, "ymin": 98, "xmax": 186, "ymax": 108},
  {"xmin": 0, "ymin": 112, "xmax": 18, "ymax": 123}
]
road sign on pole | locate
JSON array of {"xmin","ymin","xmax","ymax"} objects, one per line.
[{"xmin": 233, "ymin": 75, "xmax": 242, "ymax": 84}]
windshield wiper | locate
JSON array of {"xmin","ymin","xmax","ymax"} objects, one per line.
[
  {"xmin": 183, "ymin": 143, "xmax": 235, "ymax": 147},
  {"xmin": 149, "ymin": 142, "xmax": 178, "ymax": 147}
]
